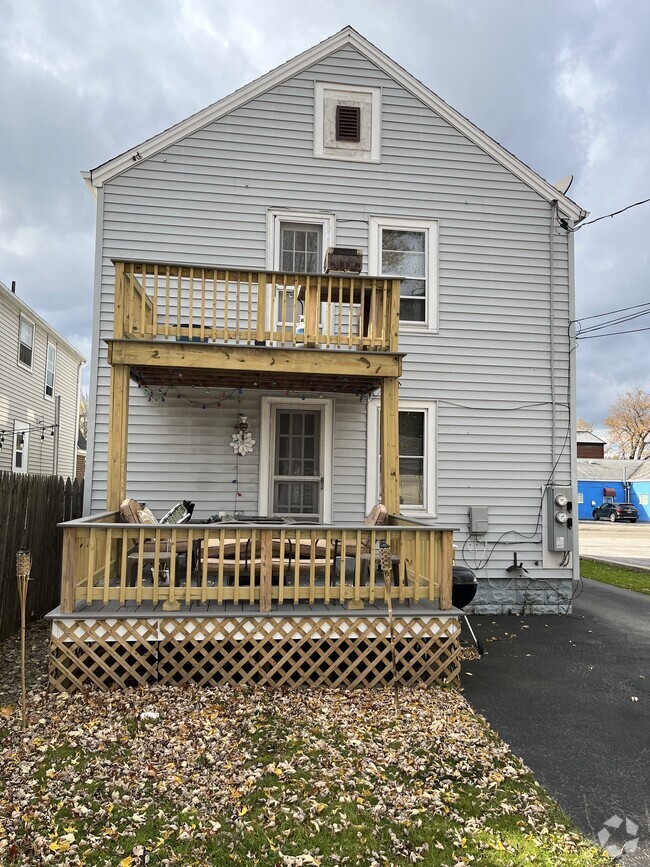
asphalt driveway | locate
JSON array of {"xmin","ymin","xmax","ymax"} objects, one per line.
[
  {"xmin": 579, "ymin": 520, "xmax": 650, "ymax": 570},
  {"xmin": 462, "ymin": 577, "xmax": 649, "ymax": 864}
]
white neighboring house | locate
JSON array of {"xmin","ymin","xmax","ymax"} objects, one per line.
[
  {"xmin": 82, "ymin": 27, "xmax": 586, "ymax": 613},
  {"xmin": 0, "ymin": 280, "xmax": 85, "ymax": 479}
]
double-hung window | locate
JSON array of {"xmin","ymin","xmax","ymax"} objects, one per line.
[
  {"xmin": 369, "ymin": 217, "xmax": 438, "ymax": 330},
  {"xmin": 366, "ymin": 400, "xmax": 437, "ymax": 515},
  {"xmin": 18, "ymin": 317, "xmax": 34, "ymax": 368},
  {"xmin": 45, "ymin": 343, "xmax": 56, "ymax": 398}
]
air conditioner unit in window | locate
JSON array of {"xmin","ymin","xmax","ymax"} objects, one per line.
[{"xmin": 324, "ymin": 247, "xmax": 363, "ymax": 274}]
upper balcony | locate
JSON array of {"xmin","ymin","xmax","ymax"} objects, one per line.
[{"xmin": 108, "ymin": 260, "xmax": 403, "ymax": 394}]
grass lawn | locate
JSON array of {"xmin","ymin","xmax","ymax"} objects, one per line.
[
  {"xmin": 0, "ymin": 686, "xmax": 611, "ymax": 866},
  {"xmin": 580, "ymin": 557, "xmax": 650, "ymax": 594}
]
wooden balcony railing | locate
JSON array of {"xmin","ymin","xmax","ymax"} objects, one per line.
[
  {"xmin": 59, "ymin": 515, "xmax": 453, "ymax": 613},
  {"xmin": 113, "ymin": 261, "xmax": 401, "ymax": 352}
]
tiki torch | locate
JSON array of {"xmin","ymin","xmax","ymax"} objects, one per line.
[
  {"xmin": 16, "ymin": 549, "xmax": 32, "ymax": 729},
  {"xmin": 379, "ymin": 541, "xmax": 399, "ymax": 709}
]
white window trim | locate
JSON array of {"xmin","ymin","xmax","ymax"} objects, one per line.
[
  {"xmin": 45, "ymin": 342, "xmax": 57, "ymax": 400},
  {"xmin": 266, "ymin": 210, "xmax": 336, "ymax": 271},
  {"xmin": 368, "ymin": 216, "xmax": 439, "ymax": 332},
  {"xmin": 265, "ymin": 210, "xmax": 336, "ymax": 337},
  {"xmin": 13, "ymin": 421, "xmax": 29, "ymax": 474},
  {"xmin": 18, "ymin": 315, "xmax": 35, "ymax": 371},
  {"xmin": 366, "ymin": 399, "xmax": 437, "ymax": 517},
  {"xmin": 314, "ymin": 82, "xmax": 381, "ymax": 162},
  {"xmin": 258, "ymin": 396, "xmax": 334, "ymax": 523}
]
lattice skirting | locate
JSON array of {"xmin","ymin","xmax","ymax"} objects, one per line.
[{"xmin": 49, "ymin": 615, "xmax": 461, "ymax": 692}]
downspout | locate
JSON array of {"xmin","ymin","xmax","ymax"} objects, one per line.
[{"xmin": 53, "ymin": 395, "xmax": 61, "ymax": 476}]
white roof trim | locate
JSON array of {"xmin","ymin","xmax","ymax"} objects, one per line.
[{"xmin": 88, "ymin": 27, "xmax": 586, "ymax": 222}]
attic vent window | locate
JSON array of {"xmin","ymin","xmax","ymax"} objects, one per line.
[{"xmin": 336, "ymin": 105, "xmax": 360, "ymax": 142}]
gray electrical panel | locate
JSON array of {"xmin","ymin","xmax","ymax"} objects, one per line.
[
  {"xmin": 547, "ymin": 487, "xmax": 573, "ymax": 552},
  {"xmin": 469, "ymin": 506, "xmax": 489, "ymax": 534}
]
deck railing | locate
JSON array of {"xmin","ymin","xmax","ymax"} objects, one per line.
[
  {"xmin": 59, "ymin": 515, "xmax": 453, "ymax": 613},
  {"xmin": 113, "ymin": 261, "xmax": 401, "ymax": 352}
]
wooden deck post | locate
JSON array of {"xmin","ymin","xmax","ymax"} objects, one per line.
[
  {"xmin": 259, "ymin": 529, "xmax": 273, "ymax": 613},
  {"xmin": 256, "ymin": 272, "xmax": 267, "ymax": 343},
  {"xmin": 439, "ymin": 530, "xmax": 453, "ymax": 610},
  {"xmin": 380, "ymin": 376, "xmax": 400, "ymax": 515},
  {"xmin": 106, "ymin": 364, "xmax": 130, "ymax": 511},
  {"xmin": 60, "ymin": 528, "xmax": 78, "ymax": 613},
  {"xmin": 303, "ymin": 278, "xmax": 319, "ymax": 348}
]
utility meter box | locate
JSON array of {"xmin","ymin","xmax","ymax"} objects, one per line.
[
  {"xmin": 547, "ymin": 487, "xmax": 573, "ymax": 552},
  {"xmin": 469, "ymin": 506, "xmax": 489, "ymax": 535}
]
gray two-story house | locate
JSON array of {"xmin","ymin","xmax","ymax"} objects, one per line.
[
  {"xmin": 48, "ymin": 26, "xmax": 588, "ymax": 694},
  {"xmin": 0, "ymin": 280, "xmax": 85, "ymax": 479}
]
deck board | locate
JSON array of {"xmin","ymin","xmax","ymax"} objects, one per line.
[{"xmin": 46, "ymin": 600, "xmax": 461, "ymax": 620}]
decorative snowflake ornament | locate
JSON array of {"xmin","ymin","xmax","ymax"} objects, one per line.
[{"xmin": 230, "ymin": 430, "xmax": 255, "ymax": 456}]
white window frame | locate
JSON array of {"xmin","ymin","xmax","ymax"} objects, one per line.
[
  {"xmin": 368, "ymin": 216, "xmax": 438, "ymax": 332},
  {"xmin": 366, "ymin": 399, "xmax": 437, "ymax": 517},
  {"xmin": 13, "ymin": 421, "xmax": 29, "ymax": 474},
  {"xmin": 314, "ymin": 82, "xmax": 381, "ymax": 162},
  {"xmin": 258, "ymin": 396, "xmax": 334, "ymax": 524},
  {"xmin": 266, "ymin": 210, "xmax": 336, "ymax": 336},
  {"xmin": 45, "ymin": 342, "xmax": 57, "ymax": 399},
  {"xmin": 18, "ymin": 315, "xmax": 35, "ymax": 371},
  {"xmin": 266, "ymin": 210, "xmax": 336, "ymax": 272}
]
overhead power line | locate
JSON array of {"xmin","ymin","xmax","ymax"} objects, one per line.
[
  {"xmin": 559, "ymin": 196, "xmax": 650, "ymax": 232},
  {"xmin": 576, "ymin": 324, "xmax": 650, "ymax": 340}
]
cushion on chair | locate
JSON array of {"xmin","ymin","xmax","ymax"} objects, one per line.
[
  {"xmin": 120, "ymin": 498, "xmax": 144, "ymax": 524},
  {"xmin": 138, "ymin": 506, "xmax": 157, "ymax": 524},
  {"xmin": 365, "ymin": 503, "xmax": 388, "ymax": 526}
]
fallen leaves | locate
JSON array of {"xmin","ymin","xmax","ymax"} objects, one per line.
[{"xmin": 0, "ymin": 682, "xmax": 613, "ymax": 866}]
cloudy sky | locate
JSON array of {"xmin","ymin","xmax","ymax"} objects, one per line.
[{"xmin": 1, "ymin": 0, "xmax": 648, "ymax": 427}]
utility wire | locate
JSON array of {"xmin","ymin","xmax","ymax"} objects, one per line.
[
  {"xmin": 560, "ymin": 196, "xmax": 650, "ymax": 232},
  {"xmin": 574, "ymin": 300, "xmax": 650, "ymax": 323},
  {"xmin": 577, "ymin": 323, "xmax": 650, "ymax": 340}
]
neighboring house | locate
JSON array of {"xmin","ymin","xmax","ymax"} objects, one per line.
[
  {"xmin": 49, "ymin": 28, "xmax": 588, "ymax": 692},
  {"xmin": 577, "ymin": 458, "xmax": 650, "ymax": 521},
  {"xmin": 0, "ymin": 280, "xmax": 85, "ymax": 479},
  {"xmin": 576, "ymin": 430, "xmax": 606, "ymax": 459}
]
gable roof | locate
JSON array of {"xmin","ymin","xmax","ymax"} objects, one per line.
[
  {"xmin": 577, "ymin": 459, "xmax": 650, "ymax": 482},
  {"xmin": 0, "ymin": 280, "xmax": 86, "ymax": 363},
  {"xmin": 576, "ymin": 431, "xmax": 606, "ymax": 445},
  {"xmin": 86, "ymin": 27, "xmax": 586, "ymax": 223}
]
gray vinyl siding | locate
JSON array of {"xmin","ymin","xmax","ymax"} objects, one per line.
[
  {"xmin": 89, "ymin": 46, "xmax": 573, "ymax": 579},
  {"xmin": 0, "ymin": 288, "xmax": 82, "ymax": 479}
]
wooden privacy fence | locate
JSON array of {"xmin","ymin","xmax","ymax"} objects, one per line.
[
  {"xmin": 0, "ymin": 473, "xmax": 83, "ymax": 640},
  {"xmin": 114, "ymin": 261, "xmax": 401, "ymax": 352},
  {"xmin": 59, "ymin": 516, "xmax": 453, "ymax": 613}
]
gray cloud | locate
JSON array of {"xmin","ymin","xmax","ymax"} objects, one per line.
[{"xmin": 1, "ymin": 0, "xmax": 648, "ymax": 421}]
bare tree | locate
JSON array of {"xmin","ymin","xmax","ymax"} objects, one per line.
[
  {"xmin": 604, "ymin": 386, "xmax": 650, "ymax": 459},
  {"xmin": 79, "ymin": 390, "xmax": 89, "ymax": 441},
  {"xmin": 576, "ymin": 417, "xmax": 594, "ymax": 432}
]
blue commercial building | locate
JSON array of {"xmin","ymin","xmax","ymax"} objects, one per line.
[{"xmin": 577, "ymin": 459, "xmax": 650, "ymax": 521}]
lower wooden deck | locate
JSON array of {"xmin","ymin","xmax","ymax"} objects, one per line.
[{"xmin": 47, "ymin": 602, "xmax": 462, "ymax": 693}]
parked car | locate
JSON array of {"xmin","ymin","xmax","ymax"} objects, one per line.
[{"xmin": 591, "ymin": 501, "xmax": 639, "ymax": 523}]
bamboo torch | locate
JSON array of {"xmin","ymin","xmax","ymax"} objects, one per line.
[
  {"xmin": 16, "ymin": 549, "xmax": 32, "ymax": 730},
  {"xmin": 379, "ymin": 541, "xmax": 399, "ymax": 709}
]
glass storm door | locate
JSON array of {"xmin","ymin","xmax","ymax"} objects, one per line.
[{"xmin": 272, "ymin": 409, "xmax": 322, "ymax": 520}]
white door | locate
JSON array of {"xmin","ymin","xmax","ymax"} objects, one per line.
[
  {"xmin": 271, "ymin": 408, "xmax": 322, "ymax": 520},
  {"xmin": 260, "ymin": 397, "xmax": 333, "ymax": 523}
]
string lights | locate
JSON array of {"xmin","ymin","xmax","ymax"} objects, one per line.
[{"xmin": 0, "ymin": 422, "xmax": 58, "ymax": 450}]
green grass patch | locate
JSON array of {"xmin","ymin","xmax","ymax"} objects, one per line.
[
  {"xmin": 580, "ymin": 557, "xmax": 650, "ymax": 594},
  {"xmin": 0, "ymin": 686, "xmax": 613, "ymax": 866}
]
